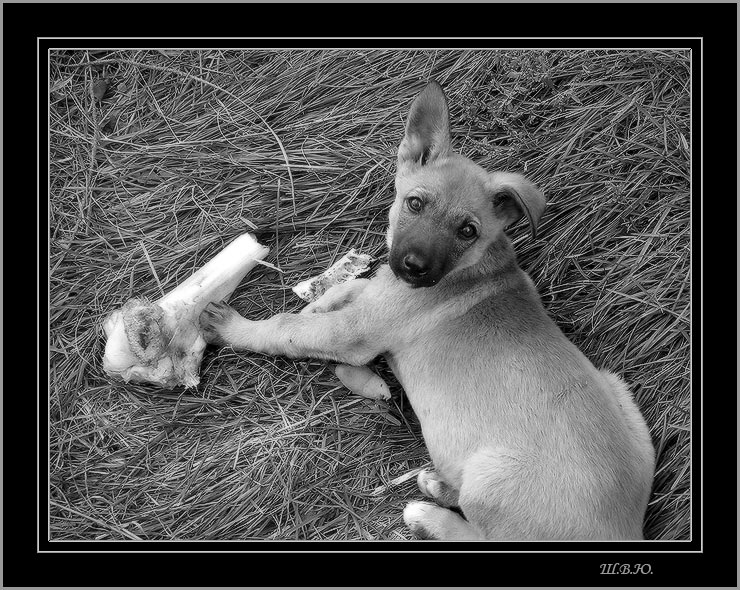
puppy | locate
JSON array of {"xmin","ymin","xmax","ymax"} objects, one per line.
[{"xmin": 201, "ymin": 82, "xmax": 655, "ymax": 541}]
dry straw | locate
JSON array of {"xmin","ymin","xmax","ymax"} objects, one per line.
[{"xmin": 49, "ymin": 49, "xmax": 691, "ymax": 540}]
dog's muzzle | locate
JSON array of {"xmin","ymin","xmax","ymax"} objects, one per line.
[{"xmin": 390, "ymin": 249, "xmax": 444, "ymax": 288}]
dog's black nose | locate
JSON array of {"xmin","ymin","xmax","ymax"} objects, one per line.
[{"xmin": 403, "ymin": 253, "xmax": 429, "ymax": 276}]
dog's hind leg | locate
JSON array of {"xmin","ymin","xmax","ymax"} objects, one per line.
[
  {"xmin": 404, "ymin": 449, "xmax": 529, "ymax": 540},
  {"xmin": 417, "ymin": 469, "xmax": 460, "ymax": 508},
  {"xmin": 403, "ymin": 501, "xmax": 483, "ymax": 540},
  {"xmin": 455, "ymin": 447, "xmax": 539, "ymax": 540}
]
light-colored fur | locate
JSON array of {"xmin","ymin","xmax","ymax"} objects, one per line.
[{"xmin": 201, "ymin": 82, "xmax": 655, "ymax": 540}]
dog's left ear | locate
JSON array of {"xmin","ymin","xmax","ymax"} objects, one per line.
[
  {"xmin": 487, "ymin": 172, "xmax": 546, "ymax": 239},
  {"xmin": 398, "ymin": 81, "xmax": 451, "ymax": 169}
]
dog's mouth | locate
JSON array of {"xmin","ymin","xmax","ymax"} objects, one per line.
[
  {"xmin": 401, "ymin": 274, "xmax": 438, "ymax": 288},
  {"xmin": 390, "ymin": 263, "xmax": 441, "ymax": 288}
]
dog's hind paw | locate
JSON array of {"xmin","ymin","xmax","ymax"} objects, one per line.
[
  {"xmin": 403, "ymin": 501, "xmax": 439, "ymax": 539},
  {"xmin": 417, "ymin": 469, "xmax": 460, "ymax": 508},
  {"xmin": 403, "ymin": 500, "xmax": 483, "ymax": 541}
]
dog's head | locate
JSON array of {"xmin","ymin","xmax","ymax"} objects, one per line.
[{"xmin": 387, "ymin": 81, "xmax": 545, "ymax": 288}]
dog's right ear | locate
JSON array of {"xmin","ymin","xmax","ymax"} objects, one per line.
[{"xmin": 398, "ymin": 81, "xmax": 451, "ymax": 169}]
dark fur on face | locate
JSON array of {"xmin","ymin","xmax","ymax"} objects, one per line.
[{"xmin": 389, "ymin": 157, "xmax": 501, "ymax": 287}]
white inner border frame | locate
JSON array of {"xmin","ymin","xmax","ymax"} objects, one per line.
[{"xmin": 41, "ymin": 38, "xmax": 700, "ymax": 554}]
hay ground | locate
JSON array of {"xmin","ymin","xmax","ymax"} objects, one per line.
[{"xmin": 48, "ymin": 49, "xmax": 691, "ymax": 541}]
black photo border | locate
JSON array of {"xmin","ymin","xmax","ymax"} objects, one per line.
[{"xmin": 8, "ymin": 1, "xmax": 735, "ymax": 587}]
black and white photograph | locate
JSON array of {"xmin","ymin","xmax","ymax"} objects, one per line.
[
  {"xmin": 13, "ymin": 3, "xmax": 733, "ymax": 585},
  {"xmin": 47, "ymin": 45, "xmax": 691, "ymax": 544}
]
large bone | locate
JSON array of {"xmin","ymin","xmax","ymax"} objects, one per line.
[{"xmin": 102, "ymin": 233, "xmax": 269, "ymax": 388}]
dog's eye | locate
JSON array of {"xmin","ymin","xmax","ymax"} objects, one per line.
[
  {"xmin": 458, "ymin": 223, "xmax": 477, "ymax": 240},
  {"xmin": 406, "ymin": 196, "xmax": 423, "ymax": 212}
]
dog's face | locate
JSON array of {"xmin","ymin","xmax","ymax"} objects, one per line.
[
  {"xmin": 387, "ymin": 82, "xmax": 545, "ymax": 288},
  {"xmin": 389, "ymin": 154, "xmax": 510, "ymax": 288}
]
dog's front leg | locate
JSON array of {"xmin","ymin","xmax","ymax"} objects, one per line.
[
  {"xmin": 300, "ymin": 279, "xmax": 370, "ymax": 315},
  {"xmin": 200, "ymin": 302, "xmax": 381, "ymax": 366}
]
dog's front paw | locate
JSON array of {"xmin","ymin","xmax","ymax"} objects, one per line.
[{"xmin": 199, "ymin": 301, "xmax": 241, "ymax": 345}]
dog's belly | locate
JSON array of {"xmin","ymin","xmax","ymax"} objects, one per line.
[{"xmin": 384, "ymin": 347, "xmax": 528, "ymax": 486}]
